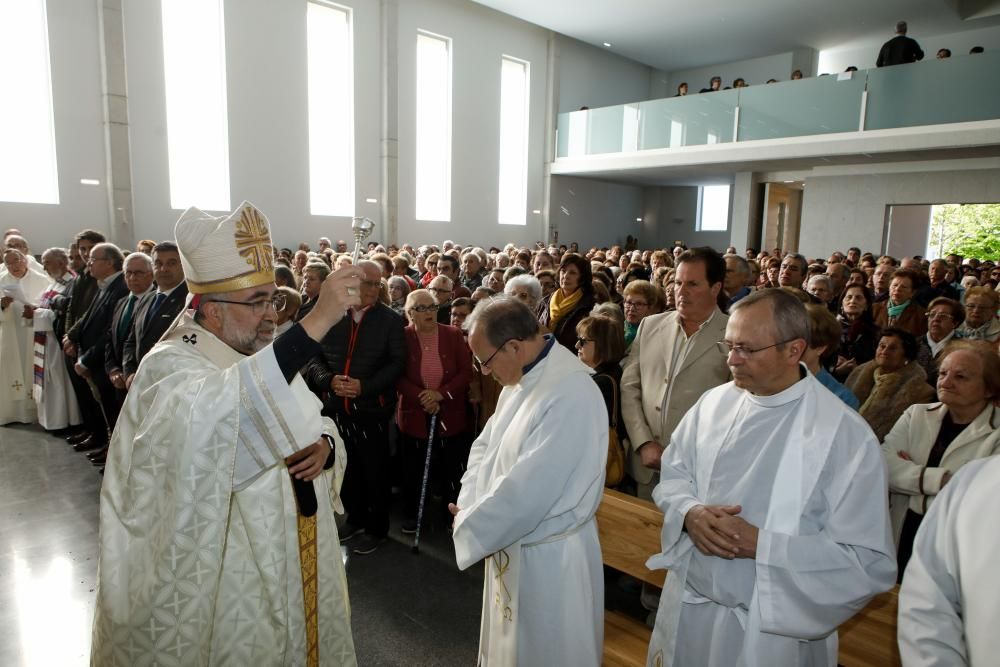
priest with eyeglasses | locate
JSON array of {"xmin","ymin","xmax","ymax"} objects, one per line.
[
  {"xmin": 91, "ymin": 202, "xmax": 362, "ymax": 666},
  {"xmin": 644, "ymin": 288, "xmax": 896, "ymax": 667}
]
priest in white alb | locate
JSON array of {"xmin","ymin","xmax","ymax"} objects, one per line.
[
  {"xmin": 1, "ymin": 247, "xmax": 50, "ymax": 425},
  {"xmin": 451, "ymin": 297, "xmax": 607, "ymax": 666},
  {"xmin": 645, "ymin": 289, "xmax": 897, "ymax": 667},
  {"xmin": 91, "ymin": 202, "xmax": 362, "ymax": 665},
  {"xmin": 31, "ymin": 247, "xmax": 82, "ymax": 431}
]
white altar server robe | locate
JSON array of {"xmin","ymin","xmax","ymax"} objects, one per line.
[
  {"xmin": 898, "ymin": 455, "xmax": 1000, "ymax": 667},
  {"xmin": 646, "ymin": 372, "xmax": 897, "ymax": 667},
  {"xmin": 453, "ymin": 342, "xmax": 607, "ymax": 667},
  {"xmin": 91, "ymin": 314, "xmax": 355, "ymax": 666}
]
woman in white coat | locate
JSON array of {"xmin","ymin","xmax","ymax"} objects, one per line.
[{"xmin": 881, "ymin": 340, "xmax": 1000, "ymax": 579}]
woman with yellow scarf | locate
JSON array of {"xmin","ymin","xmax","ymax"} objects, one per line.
[{"xmin": 536, "ymin": 254, "xmax": 595, "ymax": 351}]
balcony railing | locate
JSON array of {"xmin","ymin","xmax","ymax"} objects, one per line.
[{"xmin": 555, "ymin": 51, "xmax": 1000, "ymax": 158}]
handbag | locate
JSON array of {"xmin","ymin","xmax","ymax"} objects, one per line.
[{"xmin": 603, "ymin": 374, "xmax": 626, "ymax": 487}]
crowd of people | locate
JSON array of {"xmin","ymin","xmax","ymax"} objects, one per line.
[
  {"xmin": 669, "ymin": 21, "xmax": 988, "ymax": 96},
  {"xmin": 2, "ymin": 214, "xmax": 999, "ymax": 663}
]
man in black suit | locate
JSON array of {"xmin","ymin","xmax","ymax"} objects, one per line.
[
  {"xmin": 876, "ymin": 21, "xmax": 924, "ymax": 67},
  {"xmin": 123, "ymin": 241, "xmax": 188, "ymax": 388},
  {"xmin": 105, "ymin": 253, "xmax": 154, "ymax": 416},
  {"xmin": 305, "ymin": 260, "xmax": 406, "ymax": 556},
  {"xmin": 66, "ymin": 243, "xmax": 128, "ymax": 452}
]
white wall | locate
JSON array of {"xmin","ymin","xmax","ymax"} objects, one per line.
[
  {"xmin": 798, "ymin": 167, "xmax": 1000, "ymax": 259},
  {"xmin": 818, "ymin": 24, "xmax": 1000, "ymax": 73},
  {"xmin": 640, "ymin": 185, "xmax": 731, "ymax": 250},
  {"xmin": 548, "ymin": 175, "xmax": 642, "ymax": 249},
  {"xmin": 395, "ymin": 0, "xmax": 550, "ymax": 248},
  {"xmin": 122, "ymin": 0, "xmax": 382, "ymax": 251},
  {"xmin": 556, "ymin": 36, "xmax": 652, "ymax": 113},
  {"xmin": 666, "ymin": 51, "xmax": 803, "ymax": 94},
  {"xmin": 4, "ymin": 0, "xmax": 108, "ymax": 252}
]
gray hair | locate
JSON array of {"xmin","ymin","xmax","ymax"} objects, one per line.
[
  {"xmin": 808, "ymin": 274, "xmax": 833, "ymax": 291},
  {"xmin": 303, "ymin": 260, "xmax": 330, "ymax": 281},
  {"xmin": 42, "ymin": 247, "xmax": 69, "ymax": 264},
  {"xmin": 125, "ymin": 251, "xmax": 153, "ymax": 270},
  {"xmin": 387, "ymin": 275, "xmax": 411, "ymax": 294},
  {"xmin": 504, "ymin": 274, "xmax": 542, "ymax": 302},
  {"xmin": 731, "ymin": 288, "xmax": 811, "ymax": 348},
  {"xmin": 430, "ymin": 274, "xmax": 454, "ymax": 290},
  {"xmin": 91, "ymin": 242, "xmax": 124, "ymax": 270},
  {"xmin": 896, "ymin": 21, "xmax": 907, "ymax": 34},
  {"xmin": 591, "ymin": 301, "xmax": 624, "ymax": 326},
  {"xmin": 726, "ymin": 254, "xmax": 751, "ymax": 275},
  {"xmin": 783, "ymin": 252, "xmax": 808, "ymax": 275},
  {"xmin": 463, "ymin": 295, "xmax": 540, "ymax": 346}
]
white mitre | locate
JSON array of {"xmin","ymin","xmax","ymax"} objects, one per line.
[{"xmin": 174, "ymin": 201, "xmax": 275, "ymax": 294}]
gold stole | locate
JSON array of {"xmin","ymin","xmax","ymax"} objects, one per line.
[{"xmin": 297, "ymin": 513, "xmax": 319, "ymax": 667}]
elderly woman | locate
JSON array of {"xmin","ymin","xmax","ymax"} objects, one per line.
[
  {"xmin": 956, "ymin": 286, "xmax": 999, "ymax": 344},
  {"xmin": 882, "ymin": 341, "xmax": 1000, "ymax": 576},
  {"xmin": 915, "ymin": 297, "xmax": 963, "ymax": 386},
  {"xmin": 537, "ymin": 253, "xmax": 595, "ymax": 351},
  {"xmin": 621, "ymin": 280, "xmax": 658, "ymax": 348},
  {"xmin": 294, "ymin": 261, "xmax": 329, "ymax": 321},
  {"xmin": 834, "ymin": 284, "xmax": 880, "ymax": 380},
  {"xmin": 846, "ymin": 328, "xmax": 936, "ymax": 441},
  {"xmin": 420, "ymin": 252, "xmax": 440, "ymax": 287},
  {"xmin": 1, "ymin": 248, "xmax": 50, "ymax": 425},
  {"xmin": 387, "ymin": 275, "xmax": 411, "ymax": 316},
  {"xmin": 874, "ymin": 268, "xmax": 927, "ymax": 338},
  {"xmin": 504, "ymin": 274, "xmax": 542, "ymax": 313},
  {"xmin": 396, "ymin": 289, "xmax": 473, "ymax": 533},
  {"xmin": 30, "ymin": 248, "xmax": 83, "ymax": 430},
  {"xmin": 762, "ymin": 256, "xmax": 781, "ymax": 288}
]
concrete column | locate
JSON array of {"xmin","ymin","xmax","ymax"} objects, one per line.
[
  {"xmin": 730, "ymin": 172, "xmax": 764, "ymax": 252},
  {"xmin": 541, "ymin": 32, "xmax": 559, "ymax": 245},
  {"xmin": 98, "ymin": 0, "xmax": 134, "ymax": 248},
  {"xmin": 380, "ymin": 0, "xmax": 399, "ymax": 245}
]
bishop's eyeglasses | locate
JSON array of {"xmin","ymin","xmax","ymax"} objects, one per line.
[{"xmin": 209, "ymin": 294, "xmax": 287, "ymax": 315}]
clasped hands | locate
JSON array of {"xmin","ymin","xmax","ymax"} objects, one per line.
[
  {"xmin": 684, "ymin": 504, "xmax": 759, "ymax": 560},
  {"xmin": 331, "ymin": 374, "xmax": 361, "ymax": 398},
  {"xmin": 418, "ymin": 389, "xmax": 443, "ymax": 414}
]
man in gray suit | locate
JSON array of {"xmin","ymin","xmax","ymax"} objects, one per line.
[{"xmin": 621, "ymin": 247, "xmax": 732, "ymax": 500}]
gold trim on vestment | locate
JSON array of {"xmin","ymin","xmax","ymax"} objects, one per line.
[
  {"xmin": 185, "ymin": 269, "xmax": 275, "ymax": 295},
  {"xmin": 297, "ymin": 512, "xmax": 319, "ymax": 667}
]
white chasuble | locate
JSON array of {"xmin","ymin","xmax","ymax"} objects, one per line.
[
  {"xmin": 453, "ymin": 342, "xmax": 607, "ymax": 667},
  {"xmin": 32, "ymin": 273, "xmax": 81, "ymax": 430},
  {"xmin": 91, "ymin": 313, "xmax": 355, "ymax": 666},
  {"xmin": 0, "ymin": 267, "xmax": 49, "ymax": 425},
  {"xmin": 646, "ymin": 371, "xmax": 897, "ymax": 667}
]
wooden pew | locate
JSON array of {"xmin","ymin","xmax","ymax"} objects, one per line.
[{"xmin": 595, "ymin": 489, "xmax": 902, "ymax": 667}]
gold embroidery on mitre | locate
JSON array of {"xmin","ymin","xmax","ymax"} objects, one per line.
[{"xmin": 234, "ymin": 206, "xmax": 274, "ymax": 274}]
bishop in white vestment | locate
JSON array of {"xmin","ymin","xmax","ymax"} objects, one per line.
[
  {"xmin": 1, "ymin": 248, "xmax": 50, "ymax": 425},
  {"xmin": 91, "ymin": 203, "xmax": 362, "ymax": 666},
  {"xmin": 646, "ymin": 290, "xmax": 896, "ymax": 667},
  {"xmin": 31, "ymin": 248, "xmax": 81, "ymax": 430},
  {"xmin": 898, "ymin": 454, "xmax": 1000, "ymax": 667},
  {"xmin": 453, "ymin": 297, "xmax": 608, "ymax": 667}
]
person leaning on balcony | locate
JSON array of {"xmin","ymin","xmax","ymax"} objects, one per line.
[
  {"xmin": 675, "ymin": 82, "xmax": 688, "ymax": 96},
  {"xmin": 699, "ymin": 76, "xmax": 721, "ymax": 93},
  {"xmin": 876, "ymin": 20, "xmax": 924, "ymax": 67}
]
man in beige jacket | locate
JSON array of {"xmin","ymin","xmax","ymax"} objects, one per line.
[{"xmin": 621, "ymin": 247, "xmax": 732, "ymax": 499}]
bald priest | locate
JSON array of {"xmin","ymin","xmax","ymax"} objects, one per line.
[{"xmin": 91, "ymin": 202, "xmax": 362, "ymax": 665}]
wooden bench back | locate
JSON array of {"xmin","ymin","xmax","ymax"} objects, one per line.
[
  {"xmin": 837, "ymin": 587, "xmax": 901, "ymax": 667},
  {"xmin": 596, "ymin": 489, "xmax": 666, "ymax": 588}
]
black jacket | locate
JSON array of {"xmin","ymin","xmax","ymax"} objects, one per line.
[
  {"xmin": 122, "ymin": 283, "xmax": 189, "ymax": 377},
  {"xmin": 876, "ymin": 35, "xmax": 923, "ymax": 67},
  {"xmin": 536, "ymin": 290, "xmax": 596, "ymax": 352},
  {"xmin": 50, "ymin": 270, "xmax": 98, "ymax": 340},
  {"xmin": 305, "ymin": 303, "xmax": 407, "ymax": 417},
  {"xmin": 68, "ymin": 273, "xmax": 128, "ymax": 374}
]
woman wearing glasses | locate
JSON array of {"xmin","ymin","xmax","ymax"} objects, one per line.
[
  {"xmin": 396, "ymin": 289, "xmax": 473, "ymax": 534},
  {"xmin": 956, "ymin": 286, "xmax": 1000, "ymax": 346},
  {"xmin": 621, "ymin": 280, "xmax": 660, "ymax": 349},
  {"xmin": 915, "ymin": 297, "xmax": 964, "ymax": 387}
]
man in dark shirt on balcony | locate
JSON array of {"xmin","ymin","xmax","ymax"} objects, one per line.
[{"xmin": 876, "ymin": 21, "xmax": 924, "ymax": 67}]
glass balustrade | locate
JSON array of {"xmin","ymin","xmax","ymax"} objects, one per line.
[{"xmin": 555, "ymin": 53, "xmax": 1000, "ymax": 158}]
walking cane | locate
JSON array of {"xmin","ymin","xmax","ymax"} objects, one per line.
[{"xmin": 412, "ymin": 414, "xmax": 438, "ymax": 554}]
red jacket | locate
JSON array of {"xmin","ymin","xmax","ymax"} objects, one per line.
[{"xmin": 396, "ymin": 323, "xmax": 473, "ymax": 439}]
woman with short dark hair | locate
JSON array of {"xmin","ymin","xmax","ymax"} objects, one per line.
[
  {"xmin": 536, "ymin": 254, "xmax": 594, "ymax": 351},
  {"xmin": 575, "ymin": 316, "xmax": 626, "ymax": 483},
  {"xmin": 834, "ymin": 284, "xmax": 880, "ymax": 381}
]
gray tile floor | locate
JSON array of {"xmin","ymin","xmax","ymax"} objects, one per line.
[{"xmin": 0, "ymin": 424, "xmax": 482, "ymax": 666}]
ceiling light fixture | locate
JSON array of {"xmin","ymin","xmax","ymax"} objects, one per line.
[
  {"xmin": 603, "ymin": 42, "xmax": 612, "ymax": 48},
  {"xmin": 80, "ymin": 178, "xmax": 101, "ymax": 186},
  {"xmin": 365, "ymin": 197, "xmax": 378, "ymax": 203}
]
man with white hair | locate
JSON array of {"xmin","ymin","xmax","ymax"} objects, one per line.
[
  {"xmin": 92, "ymin": 202, "xmax": 362, "ymax": 664},
  {"xmin": 1, "ymin": 234, "xmax": 45, "ymax": 276},
  {"xmin": 1, "ymin": 248, "xmax": 50, "ymax": 425}
]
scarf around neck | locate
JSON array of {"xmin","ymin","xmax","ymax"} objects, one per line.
[
  {"xmin": 624, "ymin": 320, "xmax": 639, "ymax": 346},
  {"xmin": 887, "ymin": 299, "xmax": 910, "ymax": 318},
  {"xmin": 548, "ymin": 287, "xmax": 582, "ymax": 326}
]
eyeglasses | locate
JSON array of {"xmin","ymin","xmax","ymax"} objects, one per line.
[
  {"xmin": 210, "ymin": 294, "xmax": 287, "ymax": 315},
  {"xmin": 623, "ymin": 300, "xmax": 649, "ymax": 309},
  {"xmin": 926, "ymin": 312, "xmax": 955, "ymax": 321},
  {"xmin": 717, "ymin": 338, "xmax": 796, "ymax": 359},
  {"xmin": 408, "ymin": 304, "xmax": 437, "ymax": 313},
  {"xmin": 473, "ymin": 338, "xmax": 519, "ymax": 371},
  {"xmin": 575, "ymin": 337, "xmax": 593, "ymax": 347}
]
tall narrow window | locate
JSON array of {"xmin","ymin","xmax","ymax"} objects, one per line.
[
  {"xmin": 0, "ymin": 0, "xmax": 58, "ymax": 204},
  {"xmin": 698, "ymin": 185, "xmax": 730, "ymax": 231},
  {"xmin": 415, "ymin": 31, "xmax": 451, "ymax": 221},
  {"xmin": 307, "ymin": 1, "xmax": 354, "ymax": 217},
  {"xmin": 161, "ymin": 0, "xmax": 230, "ymax": 211},
  {"xmin": 497, "ymin": 56, "xmax": 529, "ymax": 226}
]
